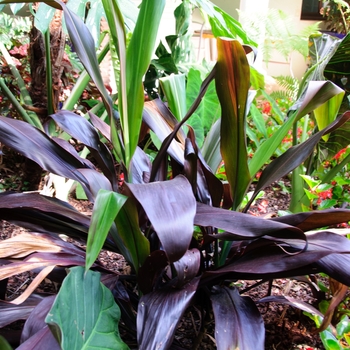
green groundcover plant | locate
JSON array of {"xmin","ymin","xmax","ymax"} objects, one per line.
[{"xmin": 0, "ymin": 1, "xmax": 349, "ymax": 349}]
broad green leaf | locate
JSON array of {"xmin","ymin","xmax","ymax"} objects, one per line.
[
  {"xmin": 34, "ymin": 3, "xmax": 56, "ymax": 34},
  {"xmin": 314, "ymin": 90, "xmax": 345, "ymax": 141},
  {"xmin": 190, "ymin": 0, "xmax": 256, "ymax": 46},
  {"xmin": 86, "ymin": 190, "xmax": 127, "ymax": 271},
  {"xmin": 46, "ymin": 266, "xmax": 129, "ymax": 350},
  {"xmin": 211, "ymin": 286, "xmax": 264, "ymax": 350},
  {"xmin": 121, "ymin": 0, "xmax": 166, "ymax": 168},
  {"xmin": 186, "ymin": 68, "xmax": 221, "ymax": 147},
  {"xmin": 216, "ymin": 38, "xmax": 251, "ymax": 210},
  {"xmin": 159, "ymin": 74, "xmax": 187, "ymax": 121}
]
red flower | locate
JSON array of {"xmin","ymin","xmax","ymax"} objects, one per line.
[
  {"xmin": 262, "ymin": 101, "xmax": 271, "ymax": 114},
  {"xmin": 333, "ymin": 147, "xmax": 347, "ymax": 160}
]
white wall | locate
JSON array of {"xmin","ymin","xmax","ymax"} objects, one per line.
[{"xmin": 263, "ymin": 0, "xmax": 323, "ymax": 79}]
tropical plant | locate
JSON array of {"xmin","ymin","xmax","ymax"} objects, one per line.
[
  {"xmin": 0, "ymin": 1, "xmax": 350, "ymax": 350},
  {"xmin": 321, "ymin": 0, "xmax": 350, "ymax": 34}
]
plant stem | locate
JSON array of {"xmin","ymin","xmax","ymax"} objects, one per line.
[
  {"xmin": 63, "ymin": 40, "xmax": 110, "ymax": 111},
  {"xmin": 44, "ymin": 30, "xmax": 54, "ymax": 115},
  {"xmin": 0, "ymin": 42, "xmax": 42, "ymax": 129},
  {"xmin": 0, "ymin": 78, "xmax": 42, "ymax": 129}
]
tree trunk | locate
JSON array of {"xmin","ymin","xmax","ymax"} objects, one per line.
[{"xmin": 24, "ymin": 8, "xmax": 66, "ymax": 191}]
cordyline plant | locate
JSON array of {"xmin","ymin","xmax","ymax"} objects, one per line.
[{"xmin": 0, "ymin": 1, "xmax": 350, "ymax": 349}]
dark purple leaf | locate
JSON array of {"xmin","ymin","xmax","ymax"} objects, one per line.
[
  {"xmin": 0, "ymin": 192, "xmax": 91, "ymax": 243},
  {"xmin": 271, "ymin": 209, "xmax": 350, "ymax": 231},
  {"xmin": 137, "ymin": 278, "xmax": 199, "ymax": 350},
  {"xmin": 149, "ymin": 69, "xmax": 216, "ymax": 182},
  {"xmin": 258, "ymin": 295, "xmax": 324, "ymax": 318},
  {"xmin": 17, "ymin": 325, "xmax": 60, "ymax": 350},
  {"xmin": 20, "ymin": 295, "xmax": 57, "ymax": 345},
  {"xmin": 202, "ymin": 231, "xmax": 350, "ymax": 283},
  {"xmin": 173, "ymin": 249, "xmax": 201, "ymax": 287},
  {"xmin": 0, "ymin": 294, "xmax": 47, "ymax": 327},
  {"xmin": 130, "ymin": 146, "xmax": 152, "ymax": 184},
  {"xmin": 88, "ymin": 111, "xmax": 112, "ymax": 142},
  {"xmin": 195, "ymin": 203, "xmax": 306, "ymax": 241},
  {"xmin": 77, "ymin": 168, "xmax": 113, "ymax": 198},
  {"xmin": 143, "ymin": 99, "xmax": 185, "ymax": 167},
  {"xmin": 52, "ymin": 137, "xmax": 95, "ymax": 169},
  {"xmin": 316, "ymin": 254, "xmax": 350, "ymax": 286},
  {"xmin": 127, "ymin": 176, "xmax": 196, "ymax": 263},
  {"xmin": 138, "ymin": 250, "xmax": 169, "ymax": 294},
  {"xmin": 211, "ymin": 286, "xmax": 264, "ymax": 350},
  {"xmin": 52, "ymin": 110, "xmax": 117, "ymax": 189},
  {"xmin": 0, "ymin": 116, "xmax": 89, "ymax": 184}
]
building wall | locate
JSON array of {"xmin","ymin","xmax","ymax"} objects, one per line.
[{"xmin": 263, "ymin": 0, "xmax": 323, "ymax": 79}]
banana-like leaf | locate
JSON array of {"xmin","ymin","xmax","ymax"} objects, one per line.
[
  {"xmin": 127, "ymin": 176, "xmax": 196, "ymax": 263},
  {"xmin": 46, "ymin": 266, "xmax": 129, "ymax": 350},
  {"xmin": 186, "ymin": 68, "xmax": 221, "ymax": 148},
  {"xmin": 137, "ymin": 278, "xmax": 199, "ymax": 350},
  {"xmin": 211, "ymin": 286, "xmax": 264, "ymax": 350},
  {"xmin": 215, "ymin": 38, "xmax": 250, "ymax": 210},
  {"xmin": 51, "ymin": 110, "xmax": 117, "ymax": 189},
  {"xmin": 159, "ymin": 74, "xmax": 187, "ymax": 122},
  {"xmin": 190, "ymin": 0, "xmax": 256, "ymax": 46},
  {"xmin": 247, "ymin": 111, "xmax": 350, "ymax": 209},
  {"xmin": 86, "ymin": 189, "xmax": 127, "ymax": 271}
]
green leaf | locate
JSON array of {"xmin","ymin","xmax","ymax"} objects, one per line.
[
  {"xmin": 0, "ymin": 336, "xmax": 12, "ymax": 350},
  {"xmin": 34, "ymin": 3, "xmax": 56, "ymax": 34},
  {"xmin": 314, "ymin": 90, "xmax": 345, "ymax": 141},
  {"xmin": 186, "ymin": 68, "xmax": 221, "ymax": 147},
  {"xmin": 300, "ymin": 174, "xmax": 321, "ymax": 190},
  {"xmin": 114, "ymin": 197, "xmax": 150, "ymax": 272},
  {"xmin": 122, "ymin": 0, "xmax": 166, "ymax": 168},
  {"xmin": 46, "ymin": 266, "xmax": 129, "ymax": 350},
  {"xmin": 249, "ymin": 81, "xmax": 345, "ymax": 177},
  {"xmin": 86, "ymin": 190, "xmax": 127, "ymax": 271},
  {"xmin": 216, "ymin": 38, "xmax": 251, "ymax": 210},
  {"xmin": 201, "ymin": 119, "xmax": 221, "ymax": 172},
  {"xmin": 159, "ymin": 74, "xmax": 187, "ymax": 121}
]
